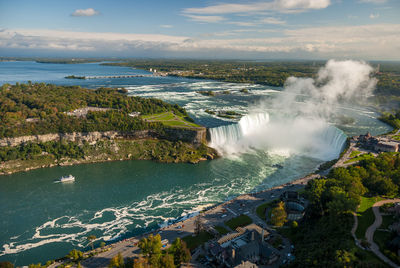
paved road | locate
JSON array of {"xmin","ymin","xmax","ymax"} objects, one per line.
[
  {"xmin": 77, "ymin": 174, "xmax": 314, "ymax": 267},
  {"xmin": 365, "ymin": 199, "xmax": 400, "ymax": 268},
  {"xmin": 333, "ymin": 141, "xmax": 378, "ymax": 169}
]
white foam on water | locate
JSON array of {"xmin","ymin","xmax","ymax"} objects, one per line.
[
  {"xmin": 1, "ymin": 158, "xmax": 279, "ymax": 257},
  {"xmin": 209, "ymin": 112, "xmax": 347, "ymax": 161}
]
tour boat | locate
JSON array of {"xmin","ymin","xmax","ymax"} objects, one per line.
[{"xmin": 57, "ymin": 175, "xmax": 75, "ymax": 183}]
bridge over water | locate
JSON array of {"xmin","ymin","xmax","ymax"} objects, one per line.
[{"xmin": 84, "ymin": 74, "xmax": 162, "ymax": 79}]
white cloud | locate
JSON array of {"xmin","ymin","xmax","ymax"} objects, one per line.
[
  {"xmin": 1, "ymin": 24, "xmax": 399, "ymax": 59},
  {"xmin": 369, "ymin": 13, "xmax": 379, "ymax": 19},
  {"xmin": 228, "ymin": 17, "xmax": 285, "ymax": 27},
  {"xmin": 228, "ymin": 21, "xmax": 258, "ymax": 27},
  {"xmin": 160, "ymin": 25, "xmax": 173, "ymax": 28},
  {"xmin": 183, "ymin": 14, "xmax": 226, "ymax": 23},
  {"xmin": 359, "ymin": 0, "xmax": 387, "ymax": 3},
  {"xmin": 182, "ymin": 0, "xmax": 330, "ymax": 15},
  {"xmin": 71, "ymin": 8, "xmax": 99, "ymax": 17},
  {"xmin": 260, "ymin": 17, "xmax": 286, "ymax": 24}
]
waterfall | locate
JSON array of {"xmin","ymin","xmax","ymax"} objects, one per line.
[
  {"xmin": 209, "ymin": 112, "xmax": 347, "ymax": 161},
  {"xmin": 306, "ymin": 125, "xmax": 348, "ymax": 160},
  {"xmin": 209, "ymin": 113, "xmax": 269, "ymax": 147},
  {"xmin": 209, "ymin": 113, "xmax": 270, "ymax": 155}
]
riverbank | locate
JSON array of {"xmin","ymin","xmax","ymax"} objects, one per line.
[
  {"xmin": 66, "ymin": 131, "xmax": 392, "ymax": 267},
  {"xmin": 75, "ymin": 172, "xmax": 318, "ymax": 268},
  {"xmin": 0, "ymin": 138, "xmax": 218, "ymax": 176},
  {"xmin": 23, "ymin": 128, "xmax": 400, "ymax": 267}
]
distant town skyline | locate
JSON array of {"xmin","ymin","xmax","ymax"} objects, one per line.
[{"xmin": 0, "ymin": 0, "xmax": 399, "ymax": 60}]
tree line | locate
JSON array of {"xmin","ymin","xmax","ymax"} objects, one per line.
[
  {"xmin": 103, "ymin": 60, "xmax": 400, "ymax": 97},
  {"xmin": 0, "ymin": 83, "xmax": 188, "ymax": 138},
  {"xmin": 107, "ymin": 234, "xmax": 191, "ymax": 268},
  {"xmin": 288, "ymin": 152, "xmax": 400, "ymax": 267}
]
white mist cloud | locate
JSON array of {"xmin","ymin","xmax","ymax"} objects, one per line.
[
  {"xmin": 277, "ymin": 60, "xmax": 376, "ymax": 118},
  {"xmin": 71, "ymin": 8, "xmax": 99, "ymax": 17},
  {"xmin": 210, "ymin": 60, "xmax": 377, "ymax": 160}
]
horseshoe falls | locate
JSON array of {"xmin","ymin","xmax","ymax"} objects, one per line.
[{"xmin": 209, "ymin": 112, "xmax": 347, "ymax": 161}]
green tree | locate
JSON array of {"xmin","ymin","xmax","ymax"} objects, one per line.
[
  {"xmin": 139, "ymin": 234, "xmax": 162, "ymax": 257},
  {"xmin": 270, "ymin": 201, "xmax": 287, "ymax": 227},
  {"xmin": 28, "ymin": 264, "xmax": 42, "ymax": 268},
  {"xmin": 138, "ymin": 234, "xmax": 162, "ymax": 265},
  {"xmin": 169, "ymin": 238, "xmax": 191, "ymax": 265},
  {"xmin": 306, "ymin": 178, "xmax": 327, "ymax": 215},
  {"xmin": 109, "ymin": 252, "xmax": 124, "ymax": 268},
  {"xmin": 87, "ymin": 235, "xmax": 96, "ymax": 250},
  {"xmin": 0, "ymin": 262, "xmax": 14, "ymax": 268},
  {"xmin": 335, "ymin": 249, "xmax": 355, "ymax": 266},
  {"xmin": 133, "ymin": 257, "xmax": 149, "ymax": 268},
  {"xmin": 67, "ymin": 249, "xmax": 83, "ymax": 261},
  {"xmin": 160, "ymin": 253, "xmax": 175, "ymax": 268},
  {"xmin": 326, "ymin": 186, "xmax": 359, "ymax": 215}
]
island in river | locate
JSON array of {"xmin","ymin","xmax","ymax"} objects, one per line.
[{"xmin": 0, "ymin": 83, "xmax": 217, "ymax": 175}]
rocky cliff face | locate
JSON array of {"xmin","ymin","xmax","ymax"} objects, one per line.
[
  {"xmin": 162, "ymin": 127, "xmax": 206, "ymax": 145},
  {"xmin": 0, "ymin": 128, "xmax": 206, "ymax": 147}
]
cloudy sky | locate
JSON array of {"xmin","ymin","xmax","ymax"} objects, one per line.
[{"xmin": 0, "ymin": 0, "xmax": 399, "ymax": 60}]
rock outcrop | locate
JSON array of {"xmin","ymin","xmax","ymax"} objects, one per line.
[
  {"xmin": 0, "ymin": 128, "xmax": 207, "ymax": 147},
  {"xmin": 162, "ymin": 127, "xmax": 206, "ymax": 145}
]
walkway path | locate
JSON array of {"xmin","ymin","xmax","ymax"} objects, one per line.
[
  {"xmin": 365, "ymin": 199, "xmax": 400, "ymax": 268},
  {"xmin": 351, "ymin": 212, "xmax": 364, "ymax": 250}
]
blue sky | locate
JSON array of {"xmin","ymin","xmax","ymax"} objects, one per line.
[{"xmin": 0, "ymin": 0, "xmax": 399, "ymax": 59}]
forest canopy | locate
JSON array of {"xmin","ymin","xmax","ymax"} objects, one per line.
[{"xmin": 0, "ymin": 83, "xmax": 189, "ymax": 138}]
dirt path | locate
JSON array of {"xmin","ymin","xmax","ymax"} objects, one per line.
[{"xmin": 366, "ymin": 199, "xmax": 400, "ymax": 268}]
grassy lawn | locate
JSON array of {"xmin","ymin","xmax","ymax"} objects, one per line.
[
  {"xmin": 392, "ymin": 135, "xmax": 400, "ymax": 141},
  {"xmin": 349, "ymin": 150, "xmax": 362, "ymax": 158},
  {"xmin": 182, "ymin": 231, "xmax": 213, "ymax": 250},
  {"xmin": 142, "ymin": 112, "xmax": 201, "ymax": 128},
  {"xmin": 225, "ymin": 215, "xmax": 253, "ymax": 230},
  {"xmin": 355, "ymin": 196, "xmax": 383, "ymax": 239},
  {"xmin": 345, "ymin": 153, "xmax": 375, "ymax": 164},
  {"xmin": 214, "ymin": 225, "xmax": 230, "ymax": 235},
  {"xmin": 256, "ymin": 202, "xmax": 272, "ymax": 221}
]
